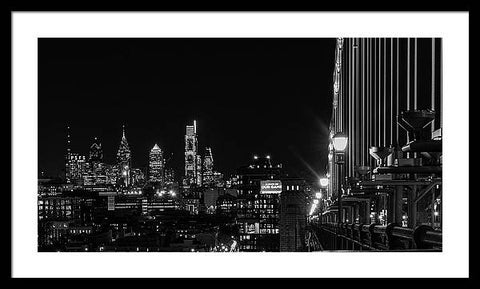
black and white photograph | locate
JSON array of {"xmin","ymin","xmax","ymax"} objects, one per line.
[
  {"xmin": 11, "ymin": 11, "xmax": 469, "ymax": 278},
  {"xmin": 37, "ymin": 37, "xmax": 443, "ymax": 253}
]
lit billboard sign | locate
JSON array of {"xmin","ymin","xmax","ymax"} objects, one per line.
[{"xmin": 260, "ymin": 180, "xmax": 282, "ymax": 194}]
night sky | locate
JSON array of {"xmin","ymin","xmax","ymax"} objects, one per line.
[{"xmin": 38, "ymin": 38, "xmax": 336, "ymax": 182}]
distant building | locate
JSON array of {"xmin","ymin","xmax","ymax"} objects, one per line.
[
  {"xmin": 148, "ymin": 144, "xmax": 164, "ymax": 185},
  {"xmin": 235, "ymin": 155, "xmax": 284, "ymax": 252},
  {"xmin": 64, "ymin": 126, "xmax": 86, "ymax": 185},
  {"xmin": 203, "ymin": 187, "xmax": 223, "ymax": 209},
  {"xmin": 83, "ymin": 138, "xmax": 108, "ymax": 186},
  {"xmin": 131, "ymin": 168, "xmax": 146, "ymax": 186},
  {"xmin": 279, "ymin": 179, "xmax": 308, "ymax": 252},
  {"xmin": 105, "ymin": 164, "xmax": 119, "ymax": 185},
  {"xmin": 183, "ymin": 120, "xmax": 199, "ymax": 188},
  {"xmin": 183, "ymin": 197, "xmax": 201, "ymax": 215},
  {"xmin": 164, "ymin": 167, "xmax": 175, "ymax": 186},
  {"xmin": 202, "ymin": 147, "xmax": 214, "ymax": 186},
  {"xmin": 225, "ymin": 175, "xmax": 240, "ymax": 188},
  {"xmin": 216, "ymin": 194, "xmax": 237, "ymax": 216},
  {"xmin": 196, "ymin": 154, "xmax": 203, "ymax": 186},
  {"xmin": 117, "ymin": 125, "xmax": 131, "ymax": 187},
  {"xmin": 38, "ymin": 177, "xmax": 66, "ymax": 196},
  {"xmin": 88, "ymin": 137, "xmax": 103, "ymax": 163},
  {"xmin": 212, "ymin": 171, "xmax": 224, "ymax": 187},
  {"xmin": 66, "ymin": 153, "xmax": 87, "ymax": 185},
  {"xmin": 38, "ymin": 196, "xmax": 83, "ymax": 221}
]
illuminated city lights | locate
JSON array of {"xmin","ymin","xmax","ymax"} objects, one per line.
[
  {"xmin": 332, "ymin": 132, "xmax": 348, "ymax": 152},
  {"xmin": 35, "ymin": 37, "xmax": 445, "ymax": 257},
  {"xmin": 319, "ymin": 178, "xmax": 329, "ymax": 187}
]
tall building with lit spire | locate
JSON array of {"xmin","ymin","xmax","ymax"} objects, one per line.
[
  {"xmin": 149, "ymin": 143, "xmax": 164, "ymax": 184},
  {"xmin": 117, "ymin": 125, "xmax": 131, "ymax": 187},
  {"xmin": 184, "ymin": 120, "xmax": 199, "ymax": 187}
]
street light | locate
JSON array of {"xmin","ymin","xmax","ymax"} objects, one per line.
[
  {"xmin": 315, "ymin": 192, "xmax": 322, "ymax": 199},
  {"xmin": 319, "ymin": 177, "xmax": 329, "ymax": 187},
  {"xmin": 332, "ymin": 132, "xmax": 348, "ymax": 152},
  {"xmin": 332, "ymin": 132, "xmax": 348, "ymax": 225}
]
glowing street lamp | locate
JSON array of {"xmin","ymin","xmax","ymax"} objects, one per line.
[
  {"xmin": 332, "ymin": 132, "xmax": 348, "ymax": 152},
  {"xmin": 319, "ymin": 178, "xmax": 329, "ymax": 187},
  {"xmin": 331, "ymin": 132, "xmax": 348, "ymax": 225},
  {"xmin": 315, "ymin": 192, "xmax": 322, "ymax": 199}
]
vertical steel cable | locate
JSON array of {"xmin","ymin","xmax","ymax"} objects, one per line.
[
  {"xmin": 350, "ymin": 38, "xmax": 354, "ymax": 177},
  {"xmin": 362, "ymin": 38, "xmax": 365, "ymax": 166},
  {"xmin": 406, "ymin": 38, "xmax": 410, "ymax": 156},
  {"xmin": 384, "ymin": 38, "xmax": 387, "ymax": 146},
  {"xmin": 414, "ymin": 38, "xmax": 418, "ymax": 110},
  {"xmin": 368, "ymin": 39, "xmax": 375, "ymax": 166},
  {"xmin": 349, "ymin": 38, "xmax": 353, "ymax": 177},
  {"xmin": 407, "ymin": 38, "xmax": 410, "ymax": 110},
  {"xmin": 431, "ymin": 38, "xmax": 435, "ymax": 132},
  {"xmin": 378, "ymin": 38, "xmax": 381, "ymax": 147},
  {"xmin": 390, "ymin": 38, "xmax": 394, "ymax": 146},
  {"xmin": 440, "ymin": 39, "xmax": 442, "ymax": 128},
  {"xmin": 396, "ymin": 38, "xmax": 400, "ymax": 145},
  {"xmin": 373, "ymin": 38, "xmax": 377, "ymax": 148},
  {"xmin": 355, "ymin": 38, "xmax": 360, "ymax": 170}
]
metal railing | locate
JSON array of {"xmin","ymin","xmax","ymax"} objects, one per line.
[{"xmin": 311, "ymin": 222, "xmax": 442, "ymax": 251}]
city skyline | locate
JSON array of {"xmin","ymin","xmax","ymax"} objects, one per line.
[
  {"xmin": 38, "ymin": 38, "xmax": 336, "ymax": 181},
  {"xmin": 37, "ymin": 37, "xmax": 444, "ymax": 254}
]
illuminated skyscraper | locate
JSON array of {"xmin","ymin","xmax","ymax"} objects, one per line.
[
  {"xmin": 66, "ymin": 153, "xmax": 86, "ymax": 185},
  {"xmin": 117, "ymin": 125, "xmax": 131, "ymax": 187},
  {"xmin": 84, "ymin": 137, "xmax": 107, "ymax": 186},
  {"xmin": 183, "ymin": 120, "xmax": 198, "ymax": 187},
  {"xmin": 202, "ymin": 147, "xmax": 214, "ymax": 186},
  {"xmin": 196, "ymin": 154, "xmax": 202, "ymax": 186},
  {"xmin": 163, "ymin": 152, "xmax": 175, "ymax": 186},
  {"xmin": 164, "ymin": 168, "xmax": 175, "ymax": 186},
  {"xmin": 88, "ymin": 137, "xmax": 103, "ymax": 163},
  {"xmin": 149, "ymin": 143, "xmax": 164, "ymax": 184},
  {"xmin": 64, "ymin": 126, "xmax": 87, "ymax": 185}
]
